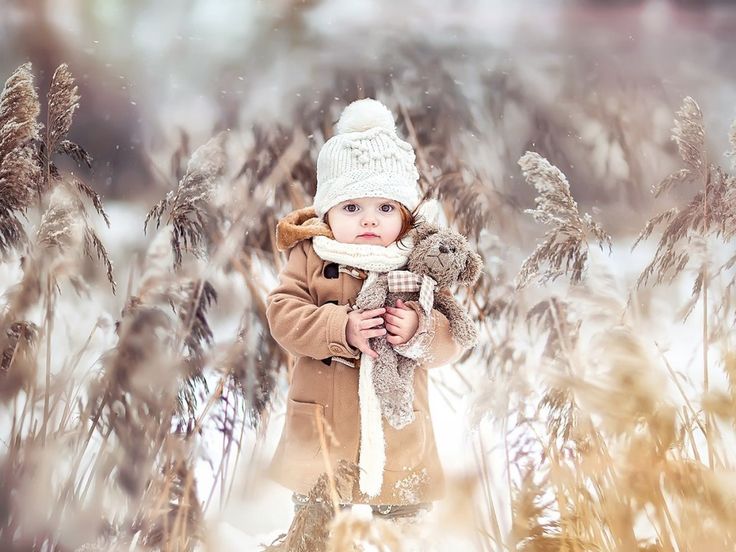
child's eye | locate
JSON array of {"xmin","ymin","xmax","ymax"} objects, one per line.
[
  {"xmin": 343, "ymin": 204, "xmax": 359, "ymax": 213},
  {"xmin": 379, "ymin": 204, "xmax": 394, "ymax": 213}
]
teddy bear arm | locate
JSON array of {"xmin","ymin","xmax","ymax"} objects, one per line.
[{"xmin": 434, "ymin": 293, "xmax": 478, "ymax": 350}]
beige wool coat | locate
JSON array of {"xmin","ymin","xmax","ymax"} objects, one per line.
[{"xmin": 265, "ymin": 208, "xmax": 466, "ymax": 505}]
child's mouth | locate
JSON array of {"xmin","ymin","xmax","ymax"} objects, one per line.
[{"xmin": 358, "ymin": 233, "xmax": 379, "ymax": 238}]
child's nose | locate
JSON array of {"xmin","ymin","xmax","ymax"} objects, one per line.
[{"xmin": 361, "ymin": 216, "xmax": 377, "ymax": 226}]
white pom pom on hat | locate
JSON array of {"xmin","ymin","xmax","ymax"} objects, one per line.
[
  {"xmin": 313, "ymin": 98, "xmax": 420, "ymax": 219},
  {"xmin": 335, "ymin": 98, "xmax": 396, "ymax": 134}
]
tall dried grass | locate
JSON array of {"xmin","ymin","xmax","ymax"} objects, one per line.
[
  {"xmin": 0, "ymin": 62, "xmax": 282, "ymax": 551},
  {"xmin": 468, "ymin": 97, "xmax": 736, "ymax": 552},
  {"xmin": 1, "ymin": 54, "xmax": 736, "ymax": 552}
]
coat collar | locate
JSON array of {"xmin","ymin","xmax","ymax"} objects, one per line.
[
  {"xmin": 275, "ymin": 206, "xmax": 333, "ymax": 251},
  {"xmin": 275, "ymin": 206, "xmax": 412, "ymax": 272}
]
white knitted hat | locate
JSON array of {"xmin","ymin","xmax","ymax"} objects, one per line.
[{"xmin": 313, "ymin": 98, "xmax": 421, "ymax": 219}]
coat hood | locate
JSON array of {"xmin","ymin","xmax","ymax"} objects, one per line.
[{"xmin": 275, "ymin": 206, "xmax": 333, "ymax": 251}]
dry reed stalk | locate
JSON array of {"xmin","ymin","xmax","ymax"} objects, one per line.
[
  {"xmin": 0, "ymin": 63, "xmax": 42, "ymax": 257},
  {"xmin": 145, "ymin": 131, "xmax": 227, "ymax": 267},
  {"xmin": 728, "ymin": 119, "xmax": 736, "ymax": 170},
  {"xmin": 0, "ymin": 61, "xmax": 289, "ymax": 551},
  {"xmin": 472, "ymin": 430, "xmax": 506, "ymax": 551},
  {"xmin": 326, "ymin": 508, "xmax": 404, "ymax": 552},
  {"xmin": 634, "ymin": 97, "xmax": 736, "ymax": 471},
  {"xmin": 634, "ymin": 97, "xmax": 735, "ymax": 298},
  {"xmin": 264, "ymin": 460, "xmax": 359, "ymax": 552},
  {"xmin": 516, "ymin": 151, "xmax": 611, "ymax": 289},
  {"xmin": 475, "ymin": 138, "xmax": 735, "ymax": 550}
]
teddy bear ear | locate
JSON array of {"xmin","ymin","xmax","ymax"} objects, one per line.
[
  {"xmin": 413, "ymin": 222, "xmax": 440, "ymax": 241},
  {"xmin": 458, "ymin": 252, "xmax": 483, "ymax": 286}
]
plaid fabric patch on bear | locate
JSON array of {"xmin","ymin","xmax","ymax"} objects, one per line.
[{"xmin": 387, "ymin": 270, "xmax": 436, "ymax": 314}]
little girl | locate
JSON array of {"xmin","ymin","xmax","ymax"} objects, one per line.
[{"xmin": 265, "ymin": 98, "xmax": 471, "ymax": 521}]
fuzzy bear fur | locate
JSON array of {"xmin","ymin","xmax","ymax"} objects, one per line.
[{"xmin": 355, "ymin": 223, "xmax": 483, "ymax": 429}]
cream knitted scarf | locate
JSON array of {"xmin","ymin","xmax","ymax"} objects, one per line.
[
  {"xmin": 311, "ymin": 235, "xmax": 411, "ymax": 497},
  {"xmin": 311, "ymin": 235, "xmax": 412, "ymax": 272}
]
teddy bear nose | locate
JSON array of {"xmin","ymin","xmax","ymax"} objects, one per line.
[{"xmin": 439, "ymin": 244, "xmax": 449, "ymax": 254}]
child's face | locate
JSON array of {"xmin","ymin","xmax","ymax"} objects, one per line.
[{"xmin": 326, "ymin": 197, "xmax": 404, "ymax": 246}]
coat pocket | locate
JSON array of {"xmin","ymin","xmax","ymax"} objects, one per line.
[
  {"xmin": 282, "ymin": 399, "xmax": 325, "ymax": 460},
  {"xmin": 384, "ymin": 410, "xmax": 427, "ymax": 472}
]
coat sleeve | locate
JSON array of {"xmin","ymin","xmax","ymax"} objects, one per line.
[
  {"xmin": 392, "ymin": 294, "xmax": 469, "ymax": 369},
  {"xmin": 266, "ymin": 242, "xmax": 360, "ymax": 361}
]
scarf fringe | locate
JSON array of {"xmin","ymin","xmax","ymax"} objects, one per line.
[{"xmin": 358, "ymin": 354, "xmax": 385, "ymax": 496}]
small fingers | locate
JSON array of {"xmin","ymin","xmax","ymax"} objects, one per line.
[
  {"xmin": 363, "ymin": 328, "xmax": 387, "ymax": 339},
  {"xmin": 385, "ymin": 306, "xmax": 407, "ymax": 318},
  {"xmin": 386, "ymin": 334, "xmax": 405, "ymax": 345},
  {"xmin": 385, "ymin": 322, "xmax": 402, "ymax": 334},
  {"xmin": 384, "ymin": 313, "xmax": 404, "ymax": 325},
  {"xmin": 360, "ymin": 308, "xmax": 386, "ymax": 318},
  {"xmin": 359, "ymin": 344, "xmax": 379, "ymax": 358},
  {"xmin": 360, "ymin": 317, "xmax": 385, "ymax": 329}
]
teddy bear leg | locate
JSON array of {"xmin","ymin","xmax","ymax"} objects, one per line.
[
  {"xmin": 379, "ymin": 356, "xmax": 416, "ymax": 430},
  {"xmin": 369, "ymin": 336, "xmax": 402, "ymax": 415},
  {"xmin": 387, "ymin": 357, "xmax": 417, "ymax": 429},
  {"xmin": 371, "ymin": 339, "xmax": 418, "ymax": 430}
]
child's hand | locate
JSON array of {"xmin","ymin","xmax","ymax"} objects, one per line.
[
  {"xmin": 346, "ymin": 308, "xmax": 386, "ymax": 359},
  {"xmin": 385, "ymin": 299, "xmax": 419, "ymax": 346}
]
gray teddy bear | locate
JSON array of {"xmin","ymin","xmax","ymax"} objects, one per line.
[{"xmin": 355, "ymin": 223, "xmax": 483, "ymax": 429}]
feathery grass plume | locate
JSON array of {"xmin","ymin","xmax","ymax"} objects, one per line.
[
  {"xmin": 728, "ymin": 118, "xmax": 736, "ymax": 170},
  {"xmin": 0, "ymin": 321, "xmax": 38, "ymax": 400},
  {"xmin": 568, "ymin": 326, "xmax": 666, "ymax": 435},
  {"xmin": 129, "ymin": 226, "xmax": 217, "ymax": 421},
  {"xmin": 62, "ymin": 223, "xmax": 216, "ymax": 549},
  {"xmin": 0, "ymin": 63, "xmax": 105, "ymax": 264},
  {"xmin": 232, "ymin": 122, "xmax": 313, "ymax": 266},
  {"xmin": 26, "ymin": 63, "xmax": 95, "ymax": 201},
  {"xmin": 0, "ymin": 62, "xmax": 40, "ymax": 164},
  {"xmin": 70, "ymin": 305, "xmax": 200, "ymax": 549},
  {"xmin": 265, "ymin": 460, "xmax": 359, "ymax": 552},
  {"xmin": 0, "ymin": 63, "xmax": 43, "ymax": 256},
  {"xmin": 45, "ymin": 64, "xmax": 83, "ymax": 164},
  {"xmin": 516, "ymin": 151, "xmax": 612, "ymax": 288},
  {"xmin": 703, "ymin": 350, "xmax": 736, "ymax": 427},
  {"xmin": 93, "ymin": 305, "xmax": 178, "ymax": 486},
  {"xmin": 174, "ymin": 278, "xmax": 216, "ymax": 419},
  {"xmin": 510, "ymin": 298, "xmax": 613, "ymax": 551},
  {"xmin": 510, "ymin": 462, "xmax": 598, "ymax": 552},
  {"xmin": 0, "ymin": 147, "xmax": 42, "ymax": 257},
  {"xmin": 177, "ymin": 279, "xmax": 217, "ymax": 361},
  {"xmin": 46, "ymin": 64, "xmax": 79, "ymax": 151},
  {"xmin": 527, "ymin": 297, "xmax": 580, "ymax": 363},
  {"xmin": 391, "ymin": 69, "xmax": 498, "ymax": 241},
  {"xmin": 652, "ymin": 97, "xmax": 706, "ymax": 199},
  {"xmin": 634, "ymin": 97, "xmax": 736, "ymax": 315},
  {"xmin": 0, "ymin": 183, "xmax": 87, "ymax": 327},
  {"xmin": 36, "ymin": 183, "xmax": 86, "ymax": 265},
  {"xmin": 218, "ymin": 323, "xmax": 279, "ymax": 427},
  {"xmin": 236, "ymin": 123, "xmax": 312, "ymax": 205},
  {"xmin": 138, "ymin": 460, "xmax": 203, "ymax": 550},
  {"xmin": 35, "ymin": 181, "xmax": 116, "ymax": 292},
  {"xmin": 145, "ymin": 132, "xmax": 227, "ymax": 268}
]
